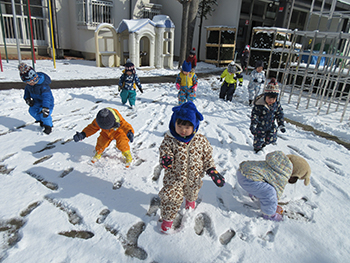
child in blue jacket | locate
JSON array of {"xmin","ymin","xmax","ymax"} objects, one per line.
[
  {"xmin": 250, "ymin": 78, "xmax": 285, "ymax": 153},
  {"xmin": 118, "ymin": 60, "xmax": 143, "ymax": 109},
  {"xmin": 19, "ymin": 63, "xmax": 54, "ymax": 134}
]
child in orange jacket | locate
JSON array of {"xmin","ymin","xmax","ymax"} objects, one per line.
[{"xmin": 73, "ymin": 107, "xmax": 134, "ymax": 167}]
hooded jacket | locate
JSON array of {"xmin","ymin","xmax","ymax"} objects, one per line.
[
  {"xmin": 23, "ymin": 72, "xmax": 54, "ymax": 109},
  {"xmin": 239, "ymin": 151, "xmax": 293, "ymax": 199}
]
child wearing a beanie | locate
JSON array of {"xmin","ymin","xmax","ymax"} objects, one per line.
[
  {"xmin": 250, "ymin": 78, "xmax": 285, "ymax": 153},
  {"xmin": 241, "ymin": 45, "xmax": 250, "ymax": 72},
  {"xmin": 118, "ymin": 60, "xmax": 143, "ymax": 109},
  {"xmin": 73, "ymin": 107, "xmax": 134, "ymax": 167},
  {"xmin": 219, "ymin": 61, "xmax": 243, "ymax": 102},
  {"xmin": 237, "ymin": 151, "xmax": 311, "ymax": 221},
  {"xmin": 18, "ymin": 63, "xmax": 54, "ymax": 135},
  {"xmin": 247, "ymin": 60, "xmax": 266, "ymax": 105},
  {"xmin": 158, "ymin": 101, "xmax": 225, "ymax": 234},
  {"xmin": 175, "ymin": 61, "xmax": 198, "ymax": 105},
  {"xmin": 186, "ymin": 47, "xmax": 197, "ymax": 72}
]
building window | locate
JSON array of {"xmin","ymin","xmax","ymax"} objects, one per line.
[
  {"xmin": 139, "ymin": 3, "xmax": 161, "ymax": 19},
  {"xmin": 76, "ymin": 0, "xmax": 113, "ymax": 26}
]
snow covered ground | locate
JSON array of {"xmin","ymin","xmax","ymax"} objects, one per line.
[{"xmin": 1, "ymin": 60, "xmax": 350, "ymax": 262}]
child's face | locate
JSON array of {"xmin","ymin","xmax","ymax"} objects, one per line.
[
  {"xmin": 126, "ymin": 71, "xmax": 132, "ymax": 76},
  {"xmin": 183, "ymin": 71, "xmax": 189, "ymax": 75},
  {"xmin": 256, "ymin": 66, "xmax": 263, "ymax": 73},
  {"xmin": 175, "ymin": 122, "xmax": 194, "ymax": 137},
  {"xmin": 265, "ymin": 95, "xmax": 277, "ymax": 105}
]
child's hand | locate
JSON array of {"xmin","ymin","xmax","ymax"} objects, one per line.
[
  {"xmin": 42, "ymin": 108, "xmax": 50, "ymax": 118},
  {"xmin": 279, "ymin": 125, "xmax": 286, "ymax": 133},
  {"xmin": 176, "ymin": 83, "xmax": 180, "ymax": 90},
  {"xmin": 239, "ymin": 82, "xmax": 243, "ymax": 86},
  {"xmin": 127, "ymin": 130, "xmax": 134, "ymax": 142},
  {"xmin": 161, "ymin": 155, "xmax": 173, "ymax": 169},
  {"xmin": 192, "ymin": 84, "xmax": 197, "ymax": 92},
  {"xmin": 73, "ymin": 131, "xmax": 86, "ymax": 142},
  {"xmin": 25, "ymin": 98, "xmax": 34, "ymax": 107},
  {"xmin": 118, "ymin": 86, "xmax": 122, "ymax": 92},
  {"xmin": 253, "ymin": 79, "xmax": 258, "ymax": 82},
  {"xmin": 207, "ymin": 168, "xmax": 225, "ymax": 187}
]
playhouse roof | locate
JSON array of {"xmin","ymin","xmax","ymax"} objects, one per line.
[{"xmin": 117, "ymin": 15, "xmax": 174, "ymax": 34}]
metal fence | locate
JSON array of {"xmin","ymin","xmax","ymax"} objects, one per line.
[{"xmin": 254, "ymin": 28, "xmax": 350, "ymax": 122}]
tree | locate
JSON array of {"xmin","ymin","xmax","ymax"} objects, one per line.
[
  {"xmin": 177, "ymin": 0, "xmax": 200, "ymax": 68},
  {"xmin": 197, "ymin": 0, "xmax": 218, "ymax": 61}
]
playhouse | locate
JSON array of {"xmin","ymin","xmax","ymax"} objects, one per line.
[{"xmin": 95, "ymin": 15, "xmax": 175, "ymax": 69}]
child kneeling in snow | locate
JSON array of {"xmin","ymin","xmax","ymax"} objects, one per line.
[
  {"xmin": 175, "ymin": 61, "xmax": 198, "ymax": 105},
  {"xmin": 237, "ymin": 151, "xmax": 311, "ymax": 221},
  {"xmin": 158, "ymin": 101, "xmax": 225, "ymax": 234},
  {"xmin": 73, "ymin": 108, "xmax": 134, "ymax": 167}
]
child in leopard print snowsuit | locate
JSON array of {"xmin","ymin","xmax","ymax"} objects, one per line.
[{"xmin": 158, "ymin": 101, "xmax": 225, "ymax": 234}]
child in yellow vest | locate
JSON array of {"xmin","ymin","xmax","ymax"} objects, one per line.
[
  {"xmin": 175, "ymin": 61, "xmax": 198, "ymax": 105},
  {"xmin": 219, "ymin": 62, "xmax": 243, "ymax": 102}
]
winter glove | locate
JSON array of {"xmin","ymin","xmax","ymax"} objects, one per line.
[
  {"xmin": 118, "ymin": 85, "xmax": 122, "ymax": 92},
  {"xmin": 253, "ymin": 79, "xmax": 258, "ymax": 82},
  {"xmin": 127, "ymin": 130, "xmax": 134, "ymax": 143},
  {"xmin": 138, "ymin": 87, "xmax": 143, "ymax": 93},
  {"xmin": 279, "ymin": 125, "xmax": 286, "ymax": 133},
  {"xmin": 239, "ymin": 82, "xmax": 243, "ymax": 86},
  {"xmin": 220, "ymin": 78, "xmax": 223, "ymax": 82},
  {"xmin": 176, "ymin": 83, "xmax": 180, "ymax": 90},
  {"xmin": 42, "ymin": 107, "xmax": 50, "ymax": 118},
  {"xmin": 192, "ymin": 84, "xmax": 197, "ymax": 92},
  {"xmin": 207, "ymin": 167, "xmax": 225, "ymax": 187},
  {"xmin": 73, "ymin": 131, "xmax": 86, "ymax": 142},
  {"xmin": 160, "ymin": 155, "xmax": 173, "ymax": 169},
  {"xmin": 25, "ymin": 98, "xmax": 34, "ymax": 107},
  {"xmin": 261, "ymin": 80, "xmax": 265, "ymax": 84}
]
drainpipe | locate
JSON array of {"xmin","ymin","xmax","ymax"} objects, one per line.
[{"xmin": 130, "ymin": 0, "xmax": 132, "ymax": 19}]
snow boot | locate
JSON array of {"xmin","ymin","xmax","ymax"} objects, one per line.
[
  {"xmin": 276, "ymin": 205, "xmax": 283, "ymax": 215},
  {"xmin": 43, "ymin": 125, "xmax": 52, "ymax": 135},
  {"xmin": 91, "ymin": 152, "xmax": 102, "ymax": 163},
  {"xmin": 263, "ymin": 213, "xmax": 283, "ymax": 222},
  {"xmin": 122, "ymin": 150, "xmax": 133, "ymax": 168},
  {"xmin": 185, "ymin": 199, "xmax": 196, "ymax": 210},
  {"xmin": 35, "ymin": 120, "xmax": 44, "ymax": 127},
  {"xmin": 161, "ymin": 220, "xmax": 173, "ymax": 234}
]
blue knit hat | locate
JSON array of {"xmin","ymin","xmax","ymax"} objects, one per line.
[
  {"xmin": 182, "ymin": 60, "xmax": 192, "ymax": 72},
  {"xmin": 169, "ymin": 101, "xmax": 203, "ymax": 143}
]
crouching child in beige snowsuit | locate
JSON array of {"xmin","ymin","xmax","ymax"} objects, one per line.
[{"xmin": 158, "ymin": 101, "xmax": 225, "ymax": 234}]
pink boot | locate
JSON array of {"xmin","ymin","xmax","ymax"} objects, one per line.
[
  {"xmin": 161, "ymin": 220, "xmax": 173, "ymax": 234},
  {"xmin": 263, "ymin": 213, "xmax": 283, "ymax": 222},
  {"xmin": 185, "ymin": 199, "xmax": 196, "ymax": 210}
]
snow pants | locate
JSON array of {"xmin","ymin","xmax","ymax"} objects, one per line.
[
  {"xmin": 178, "ymin": 86, "xmax": 196, "ymax": 105},
  {"xmin": 159, "ymin": 174, "xmax": 203, "ymax": 221},
  {"xmin": 236, "ymin": 170, "xmax": 277, "ymax": 215},
  {"xmin": 120, "ymin": 89, "xmax": 136, "ymax": 106},
  {"xmin": 219, "ymin": 81, "xmax": 236, "ymax": 101},
  {"xmin": 253, "ymin": 127, "xmax": 277, "ymax": 150},
  {"xmin": 28, "ymin": 103, "xmax": 53, "ymax": 127},
  {"xmin": 248, "ymin": 84, "xmax": 262, "ymax": 101},
  {"xmin": 95, "ymin": 129, "xmax": 130, "ymax": 155}
]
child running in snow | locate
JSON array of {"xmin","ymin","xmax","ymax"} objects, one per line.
[
  {"xmin": 118, "ymin": 60, "xmax": 143, "ymax": 109},
  {"xmin": 219, "ymin": 61, "xmax": 243, "ymax": 102},
  {"xmin": 73, "ymin": 107, "xmax": 134, "ymax": 167},
  {"xmin": 158, "ymin": 101, "xmax": 225, "ymax": 234},
  {"xmin": 186, "ymin": 47, "xmax": 197, "ymax": 72},
  {"xmin": 237, "ymin": 151, "xmax": 311, "ymax": 221},
  {"xmin": 250, "ymin": 78, "xmax": 285, "ymax": 153},
  {"xmin": 175, "ymin": 61, "xmax": 198, "ymax": 105},
  {"xmin": 247, "ymin": 60, "xmax": 266, "ymax": 106},
  {"xmin": 18, "ymin": 63, "xmax": 54, "ymax": 135}
]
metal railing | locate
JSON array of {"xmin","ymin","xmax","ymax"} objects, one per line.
[{"xmin": 76, "ymin": 0, "xmax": 113, "ymax": 26}]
